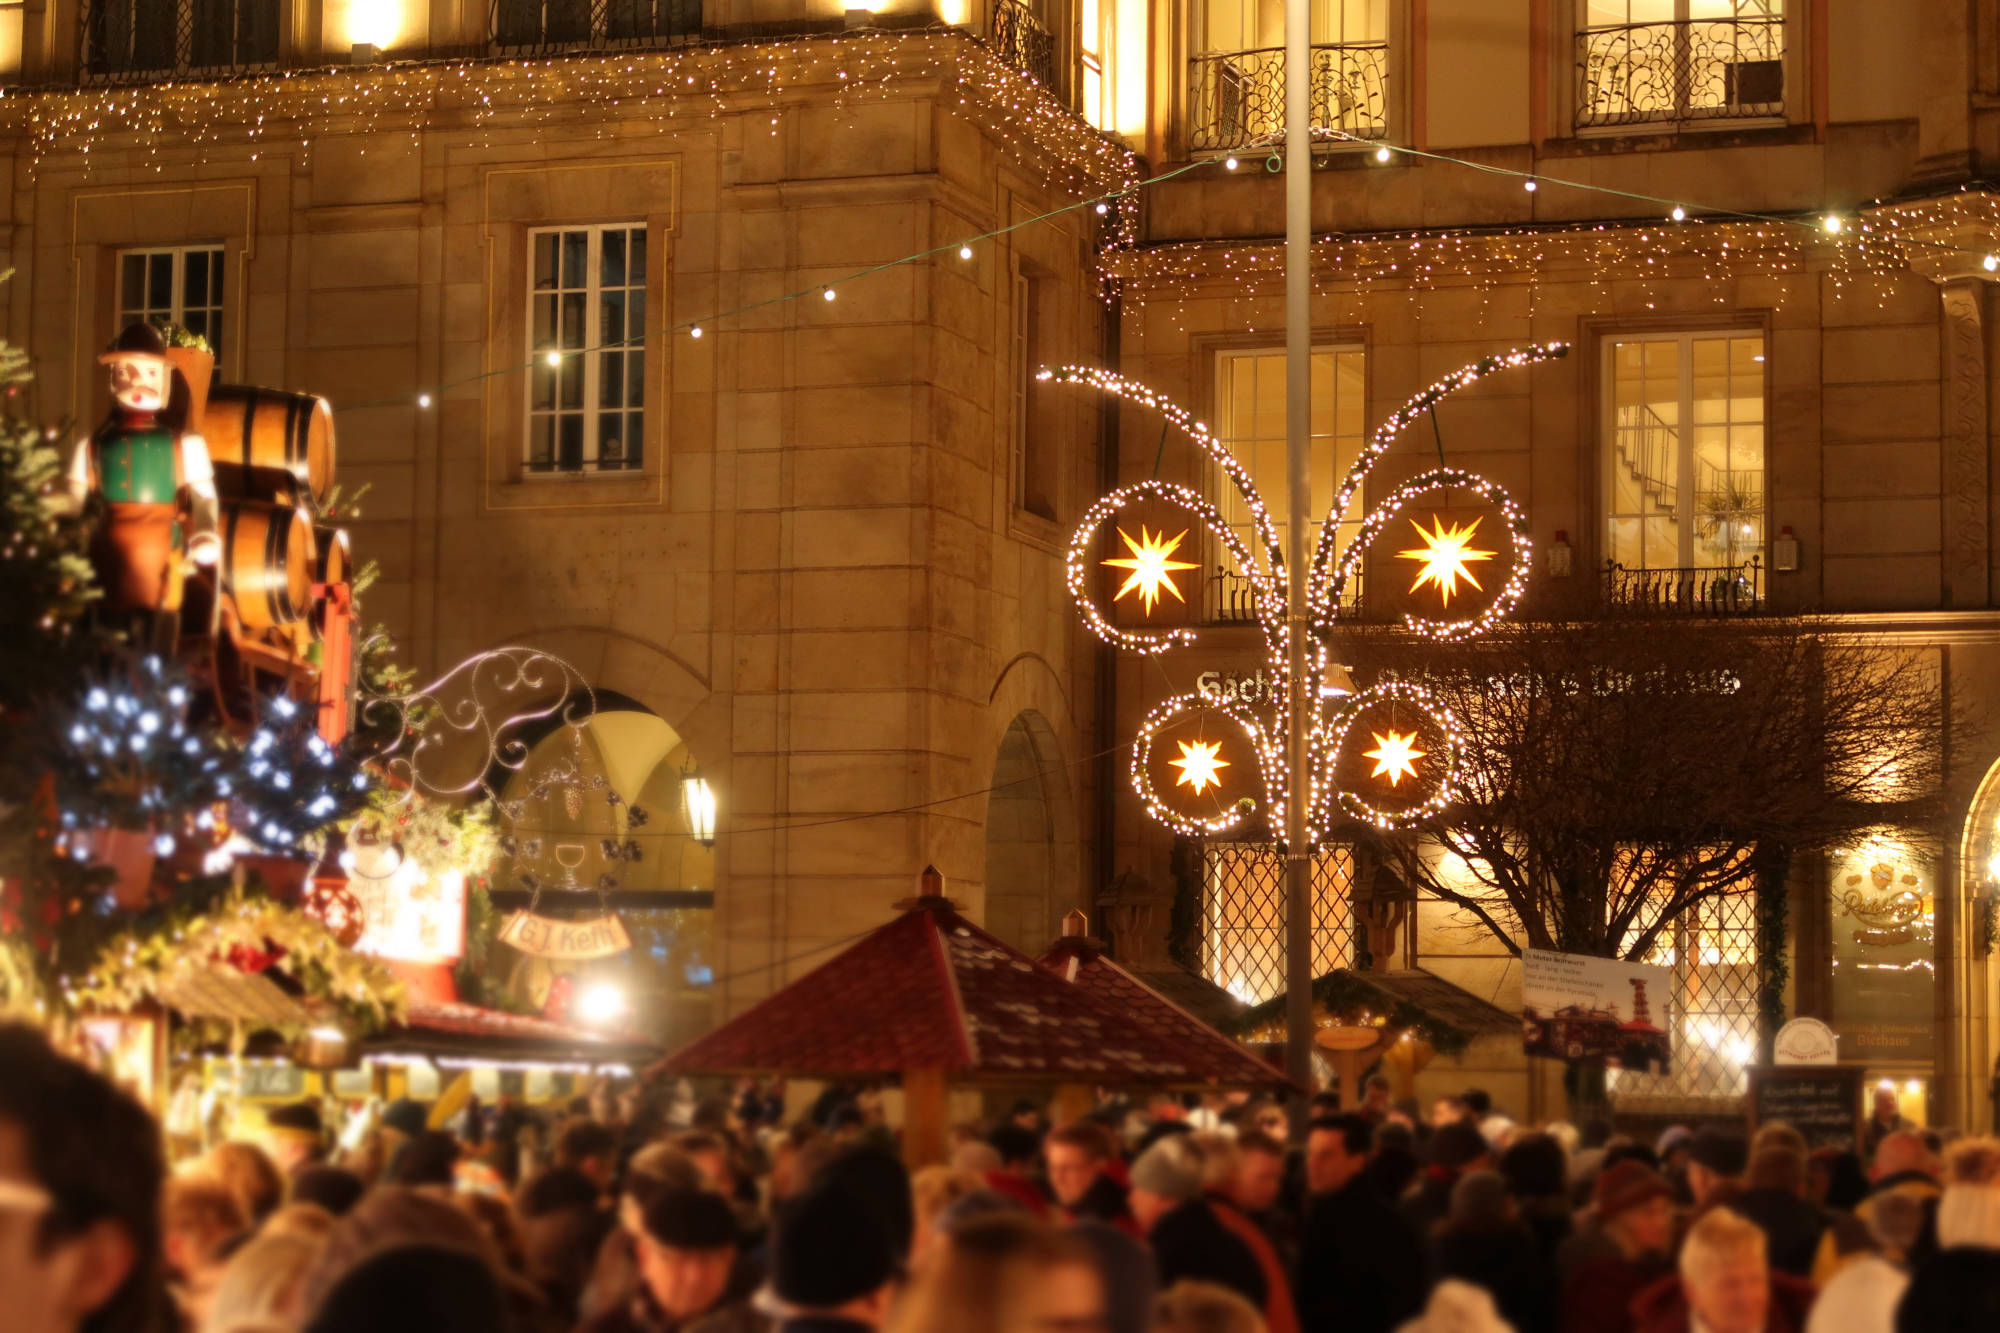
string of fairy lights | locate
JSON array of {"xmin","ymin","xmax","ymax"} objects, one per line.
[{"xmin": 14, "ymin": 27, "xmax": 2000, "ymax": 417}]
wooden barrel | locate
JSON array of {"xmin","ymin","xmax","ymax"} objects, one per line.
[
  {"xmin": 314, "ymin": 525, "xmax": 350, "ymax": 588},
  {"xmin": 308, "ymin": 525, "xmax": 351, "ymax": 640},
  {"xmin": 222, "ymin": 500, "xmax": 314, "ymax": 630},
  {"xmin": 205, "ymin": 386, "xmax": 335, "ymax": 509}
]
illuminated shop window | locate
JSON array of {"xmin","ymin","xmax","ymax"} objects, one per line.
[
  {"xmin": 1827, "ymin": 832, "xmax": 1936, "ymax": 1065},
  {"xmin": 1609, "ymin": 883, "xmax": 1760, "ymax": 1109}
]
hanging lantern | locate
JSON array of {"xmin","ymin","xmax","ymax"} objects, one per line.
[
  {"xmin": 680, "ymin": 759, "xmax": 717, "ymax": 848},
  {"xmin": 303, "ymin": 877, "xmax": 365, "ymax": 948}
]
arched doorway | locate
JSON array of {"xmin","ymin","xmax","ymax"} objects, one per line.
[
  {"xmin": 490, "ymin": 705, "xmax": 717, "ymax": 1047},
  {"xmin": 1953, "ymin": 756, "xmax": 2000, "ymax": 1132},
  {"xmin": 982, "ymin": 711, "xmax": 1079, "ymax": 954}
]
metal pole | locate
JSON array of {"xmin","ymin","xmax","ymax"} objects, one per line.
[{"xmin": 1282, "ymin": 0, "xmax": 1315, "ymax": 1103}]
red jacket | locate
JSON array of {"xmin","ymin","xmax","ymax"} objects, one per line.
[
  {"xmin": 1206, "ymin": 1193, "xmax": 1300, "ymax": 1333},
  {"xmin": 1628, "ymin": 1269, "xmax": 1816, "ymax": 1333}
]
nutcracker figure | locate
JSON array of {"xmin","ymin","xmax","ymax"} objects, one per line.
[{"xmin": 68, "ymin": 323, "xmax": 220, "ymax": 646}]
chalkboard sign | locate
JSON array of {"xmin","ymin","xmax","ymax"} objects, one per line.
[{"xmin": 1747, "ymin": 1065, "xmax": 1866, "ymax": 1151}]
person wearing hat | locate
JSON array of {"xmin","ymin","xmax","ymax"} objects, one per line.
[
  {"xmin": 1687, "ymin": 1126, "xmax": 1750, "ymax": 1212},
  {"xmin": 66, "ymin": 321, "xmax": 220, "ymax": 646},
  {"xmin": 262, "ymin": 1100, "xmax": 327, "ymax": 1176},
  {"xmin": 1126, "ymin": 1136, "xmax": 1267, "ymax": 1315},
  {"xmin": 761, "ymin": 1178, "xmax": 900, "ymax": 1331},
  {"xmin": 1559, "ymin": 1159, "xmax": 1678, "ymax": 1333},
  {"xmin": 578, "ymin": 1188, "xmax": 749, "ymax": 1333},
  {"xmin": 1657, "ymin": 1125, "xmax": 1695, "ymax": 1204}
]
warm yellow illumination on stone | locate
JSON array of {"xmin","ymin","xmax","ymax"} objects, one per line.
[
  {"xmin": 1103, "ymin": 524, "xmax": 1197, "ymax": 615},
  {"xmin": 1397, "ymin": 514, "xmax": 1495, "ymax": 606},
  {"xmin": 1169, "ymin": 738, "xmax": 1231, "ymax": 794},
  {"xmin": 1363, "ymin": 730, "xmax": 1426, "ymax": 787}
]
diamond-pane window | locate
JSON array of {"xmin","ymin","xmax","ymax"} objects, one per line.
[
  {"xmin": 1609, "ymin": 888, "xmax": 1760, "ymax": 1110},
  {"xmin": 1202, "ymin": 843, "xmax": 1355, "ymax": 1005}
]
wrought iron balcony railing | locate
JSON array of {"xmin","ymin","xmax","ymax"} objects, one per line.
[
  {"xmin": 990, "ymin": 0, "xmax": 1057, "ymax": 91},
  {"xmin": 491, "ymin": 0, "xmax": 703, "ymax": 55},
  {"xmin": 79, "ymin": 0, "xmax": 279, "ymax": 84},
  {"xmin": 1577, "ymin": 17, "xmax": 1784, "ymax": 130},
  {"xmin": 1188, "ymin": 41, "xmax": 1389, "ymax": 153},
  {"xmin": 1604, "ymin": 557, "xmax": 1764, "ymax": 616}
]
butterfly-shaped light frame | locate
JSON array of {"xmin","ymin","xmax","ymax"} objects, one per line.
[{"xmin": 1047, "ymin": 343, "xmax": 1568, "ymax": 839}]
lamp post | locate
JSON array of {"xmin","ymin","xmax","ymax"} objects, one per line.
[{"xmin": 1282, "ymin": 0, "xmax": 1315, "ymax": 1102}]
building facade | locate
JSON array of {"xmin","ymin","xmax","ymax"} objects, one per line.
[{"xmin": 4, "ymin": 0, "xmax": 2000, "ymax": 1129}]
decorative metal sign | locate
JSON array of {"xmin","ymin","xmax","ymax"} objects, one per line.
[{"xmin": 1046, "ymin": 345, "xmax": 1568, "ymax": 839}]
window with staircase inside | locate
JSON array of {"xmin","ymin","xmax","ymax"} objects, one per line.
[{"xmin": 1603, "ymin": 331, "xmax": 1765, "ymax": 613}]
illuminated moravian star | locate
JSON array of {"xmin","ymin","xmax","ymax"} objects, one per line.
[
  {"xmin": 1169, "ymin": 739, "xmax": 1231, "ymax": 795},
  {"xmin": 1103, "ymin": 525, "xmax": 1199, "ymax": 615},
  {"xmin": 1397, "ymin": 514, "xmax": 1496, "ymax": 606},
  {"xmin": 1362, "ymin": 730, "xmax": 1426, "ymax": 787}
]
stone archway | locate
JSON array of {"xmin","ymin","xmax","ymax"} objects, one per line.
[{"xmin": 982, "ymin": 710, "xmax": 1080, "ymax": 955}]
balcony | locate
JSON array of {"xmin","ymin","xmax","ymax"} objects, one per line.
[
  {"xmin": 491, "ymin": 0, "xmax": 703, "ymax": 56},
  {"xmin": 1576, "ymin": 16, "xmax": 1784, "ymax": 131},
  {"xmin": 1188, "ymin": 41, "xmax": 1388, "ymax": 154},
  {"xmin": 79, "ymin": 0, "xmax": 278, "ymax": 85},
  {"xmin": 1603, "ymin": 557, "xmax": 1764, "ymax": 616},
  {"xmin": 990, "ymin": 0, "xmax": 1057, "ymax": 91}
]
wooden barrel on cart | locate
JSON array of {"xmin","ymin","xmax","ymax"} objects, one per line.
[
  {"xmin": 204, "ymin": 386, "xmax": 336, "ymax": 509},
  {"xmin": 308, "ymin": 525, "xmax": 352, "ymax": 639},
  {"xmin": 221, "ymin": 500, "xmax": 315, "ymax": 631}
]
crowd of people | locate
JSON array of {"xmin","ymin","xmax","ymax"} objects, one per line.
[{"xmin": 5, "ymin": 1023, "xmax": 1999, "ymax": 1333}]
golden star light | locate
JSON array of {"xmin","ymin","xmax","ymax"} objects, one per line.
[
  {"xmin": 1169, "ymin": 739, "xmax": 1231, "ymax": 795},
  {"xmin": 1397, "ymin": 514, "xmax": 1496, "ymax": 606},
  {"xmin": 1363, "ymin": 729, "xmax": 1426, "ymax": 787},
  {"xmin": 1103, "ymin": 524, "xmax": 1198, "ymax": 615}
]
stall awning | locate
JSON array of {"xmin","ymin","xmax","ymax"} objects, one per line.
[{"xmin": 360, "ymin": 1001, "xmax": 660, "ymax": 1072}]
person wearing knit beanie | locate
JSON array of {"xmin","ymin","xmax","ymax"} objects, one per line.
[
  {"xmin": 1896, "ymin": 1137, "xmax": 2000, "ymax": 1332},
  {"xmin": 1125, "ymin": 1137, "xmax": 1268, "ymax": 1315},
  {"xmin": 1558, "ymin": 1162, "xmax": 1677, "ymax": 1333}
]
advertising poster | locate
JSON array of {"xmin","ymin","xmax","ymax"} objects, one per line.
[{"xmin": 1521, "ymin": 947, "xmax": 1673, "ymax": 1071}]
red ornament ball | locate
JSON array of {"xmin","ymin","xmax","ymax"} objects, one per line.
[{"xmin": 303, "ymin": 880, "xmax": 365, "ymax": 949}]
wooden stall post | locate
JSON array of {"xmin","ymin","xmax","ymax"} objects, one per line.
[{"xmin": 903, "ymin": 1067, "xmax": 950, "ymax": 1168}]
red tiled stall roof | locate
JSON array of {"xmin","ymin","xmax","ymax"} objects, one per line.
[
  {"xmin": 362, "ymin": 1001, "xmax": 660, "ymax": 1069},
  {"xmin": 1038, "ymin": 939, "xmax": 1288, "ymax": 1091},
  {"xmin": 652, "ymin": 899, "xmax": 1293, "ymax": 1090}
]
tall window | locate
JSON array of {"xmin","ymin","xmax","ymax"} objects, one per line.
[
  {"xmin": 1, "ymin": 2, "xmax": 26, "ymax": 82},
  {"xmin": 527, "ymin": 225, "xmax": 646, "ymax": 475},
  {"xmin": 1604, "ymin": 331, "xmax": 1764, "ymax": 574},
  {"xmin": 1012, "ymin": 268, "xmax": 1058, "ymax": 521},
  {"xmin": 1214, "ymin": 347, "xmax": 1366, "ymax": 569},
  {"xmin": 118, "ymin": 246, "xmax": 224, "ymax": 359},
  {"xmin": 1577, "ymin": 1, "xmax": 1785, "ymax": 130},
  {"xmin": 1203, "ymin": 843, "xmax": 1355, "ymax": 1004},
  {"xmin": 1607, "ymin": 886, "xmax": 1760, "ymax": 1108},
  {"xmin": 1189, "ymin": 0, "xmax": 1389, "ymax": 152},
  {"xmin": 1079, "ymin": 0, "xmax": 1107, "ymax": 127},
  {"xmin": 82, "ymin": 0, "xmax": 280, "ymax": 80}
]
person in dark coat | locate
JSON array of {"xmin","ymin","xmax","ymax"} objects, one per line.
[
  {"xmin": 1729, "ymin": 1143, "xmax": 1831, "ymax": 1280},
  {"xmin": 1297, "ymin": 1114, "xmax": 1426, "ymax": 1333},
  {"xmin": 1403, "ymin": 1121, "xmax": 1492, "ymax": 1237},
  {"xmin": 759, "ymin": 1176, "xmax": 898, "ymax": 1331},
  {"xmin": 1895, "ymin": 1163, "xmax": 2000, "ymax": 1333},
  {"xmin": 1429, "ymin": 1170, "xmax": 1554, "ymax": 1333},
  {"xmin": 1500, "ymin": 1132, "xmax": 1574, "ymax": 1272},
  {"xmin": 575, "ymin": 1189, "xmax": 751, "ymax": 1333},
  {"xmin": 1559, "ymin": 1160, "xmax": 1676, "ymax": 1333},
  {"xmin": 1126, "ymin": 1136, "xmax": 1267, "ymax": 1311}
]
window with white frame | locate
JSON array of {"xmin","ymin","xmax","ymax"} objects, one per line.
[
  {"xmin": 118, "ymin": 246, "xmax": 224, "ymax": 358},
  {"xmin": 1577, "ymin": 1, "xmax": 1785, "ymax": 130},
  {"xmin": 526, "ymin": 225, "xmax": 647, "ymax": 474},
  {"xmin": 1603, "ymin": 331, "xmax": 1765, "ymax": 578},
  {"xmin": 1189, "ymin": 0, "xmax": 1390, "ymax": 152},
  {"xmin": 1214, "ymin": 346, "xmax": 1367, "ymax": 573}
]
